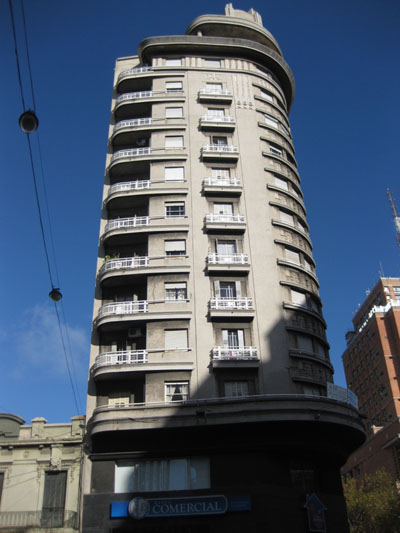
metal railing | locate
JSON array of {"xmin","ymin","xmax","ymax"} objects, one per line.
[
  {"xmin": 118, "ymin": 66, "xmax": 153, "ymax": 80},
  {"xmin": 205, "ymin": 213, "xmax": 245, "ymax": 223},
  {"xmin": 99, "ymin": 256, "xmax": 149, "ymax": 275},
  {"xmin": 207, "ymin": 253, "xmax": 249, "ymax": 265},
  {"xmin": 97, "ymin": 301, "xmax": 148, "ymax": 320},
  {"xmin": 209, "ymin": 297, "xmax": 254, "ymax": 310},
  {"xmin": 116, "ymin": 91, "xmax": 153, "ymax": 103},
  {"xmin": 94, "ymin": 350, "xmax": 148, "ymax": 368},
  {"xmin": 111, "ymin": 148, "xmax": 151, "ymax": 161},
  {"xmin": 212, "ymin": 346, "xmax": 258, "ymax": 360},
  {"xmin": 203, "ymin": 176, "xmax": 241, "ymax": 187},
  {"xmin": 0, "ymin": 510, "xmax": 78, "ymax": 529},
  {"xmin": 198, "ymin": 88, "xmax": 232, "ymax": 97},
  {"xmin": 200, "ymin": 115, "xmax": 235, "ymax": 123},
  {"xmin": 114, "ymin": 118, "xmax": 152, "ymax": 131},
  {"xmin": 202, "ymin": 144, "xmax": 238, "ymax": 154},
  {"xmin": 104, "ymin": 217, "xmax": 149, "ymax": 233},
  {"xmin": 109, "ymin": 181, "xmax": 150, "ymax": 195}
]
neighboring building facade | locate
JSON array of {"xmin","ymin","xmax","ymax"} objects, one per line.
[
  {"xmin": 342, "ymin": 278, "xmax": 400, "ymax": 483},
  {"xmin": 0, "ymin": 413, "xmax": 85, "ymax": 532},
  {"xmin": 83, "ymin": 5, "xmax": 365, "ymax": 532}
]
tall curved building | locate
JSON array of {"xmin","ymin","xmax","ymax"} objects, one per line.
[{"xmin": 83, "ymin": 5, "xmax": 365, "ymax": 531}]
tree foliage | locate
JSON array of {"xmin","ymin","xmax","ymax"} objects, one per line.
[{"xmin": 343, "ymin": 468, "xmax": 400, "ymax": 533}]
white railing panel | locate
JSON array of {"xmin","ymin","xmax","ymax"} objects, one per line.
[
  {"xmin": 116, "ymin": 91, "xmax": 153, "ymax": 103},
  {"xmin": 94, "ymin": 350, "xmax": 148, "ymax": 368},
  {"xmin": 203, "ymin": 177, "xmax": 241, "ymax": 187},
  {"xmin": 118, "ymin": 66, "xmax": 153, "ymax": 80},
  {"xmin": 97, "ymin": 301, "xmax": 148, "ymax": 319},
  {"xmin": 109, "ymin": 181, "xmax": 150, "ymax": 194},
  {"xmin": 202, "ymin": 144, "xmax": 238, "ymax": 153},
  {"xmin": 111, "ymin": 148, "xmax": 151, "ymax": 161},
  {"xmin": 209, "ymin": 297, "xmax": 254, "ymax": 310},
  {"xmin": 198, "ymin": 88, "xmax": 232, "ymax": 96},
  {"xmin": 201, "ymin": 115, "xmax": 235, "ymax": 123},
  {"xmin": 100, "ymin": 257, "xmax": 149, "ymax": 275},
  {"xmin": 205, "ymin": 214, "xmax": 245, "ymax": 223},
  {"xmin": 207, "ymin": 253, "xmax": 248, "ymax": 265},
  {"xmin": 212, "ymin": 346, "xmax": 258, "ymax": 360},
  {"xmin": 105, "ymin": 217, "xmax": 149, "ymax": 233},
  {"xmin": 114, "ymin": 118, "xmax": 152, "ymax": 131}
]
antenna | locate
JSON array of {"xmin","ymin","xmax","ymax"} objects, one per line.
[{"xmin": 387, "ymin": 188, "xmax": 400, "ymax": 248}]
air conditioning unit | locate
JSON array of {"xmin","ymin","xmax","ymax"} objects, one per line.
[{"xmin": 128, "ymin": 328, "xmax": 142, "ymax": 338}]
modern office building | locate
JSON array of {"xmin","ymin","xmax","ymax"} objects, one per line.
[
  {"xmin": 82, "ymin": 5, "xmax": 365, "ymax": 531},
  {"xmin": 342, "ymin": 278, "xmax": 400, "ymax": 484}
]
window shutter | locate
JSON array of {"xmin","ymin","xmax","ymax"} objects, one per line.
[
  {"xmin": 165, "ymin": 330, "xmax": 188, "ymax": 350},
  {"xmin": 214, "ymin": 280, "xmax": 220, "ymax": 297},
  {"xmin": 222, "ymin": 329, "xmax": 229, "ymax": 346},
  {"xmin": 165, "ymin": 167, "xmax": 184, "ymax": 181},
  {"xmin": 238, "ymin": 329, "xmax": 245, "ymax": 347},
  {"xmin": 235, "ymin": 281, "xmax": 241, "ymax": 298}
]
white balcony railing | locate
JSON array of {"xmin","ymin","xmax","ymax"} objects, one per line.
[
  {"xmin": 205, "ymin": 213, "xmax": 245, "ymax": 224},
  {"xmin": 109, "ymin": 180, "xmax": 150, "ymax": 195},
  {"xmin": 116, "ymin": 91, "xmax": 153, "ymax": 103},
  {"xmin": 200, "ymin": 115, "xmax": 235, "ymax": 123},
  {"xmin": 94, "ymin": 350, "xmax": 148, "ymax": 369},
  {"xmin": 209, "ymin": 297, "xmax": 254, "ymax": 310},
  {"xmin": 111, "ymin": 148, "xmax": 151, "ymax": 162},
  {"xmin": 97, "ymin": 301, "xmax": 148, "ymax": 320},
  {"xmin": 207, "ymin": 253, "xmax": 249, "ymax": 265},
  {"xmin": 114, "ymin": 118, "xmax": 152, "ymax": 131},
  {"xmin": 212, "ymin": 346, "xmax": 258, "ymax": 360},
  {"xmin": 202, "ymin": 144, "xmax": 238, "ymax": 154},
  {"xmin": 203, "ymin": 176, "xmax": 241, "ymax": 187},
  {"xmin": 118, "ymin": 66, "xmax": 153, "ymax": 81},
  {"xmin": 104, "ymin": 217, "xmax": 149, "ymax": 233},
  {"xmin": 99, "ymin": 256, "xmax": 149, "ymax": 275},
  {"xmin": 198, "ymin": 88, "xmax": 232, "ymax": 97}
]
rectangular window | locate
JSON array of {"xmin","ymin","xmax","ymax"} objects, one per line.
[
  {"xmin": 285, "ymin": 248, "xmax": 300, "ymax": 265},
  {"xmin": 115, "ymin": 457, "xmax": 210, "ymax": 493},
  {"xmin": 280, "ymin": 210, "xmax": 294, "ymax": 225},
  {"xmin": 297, "ymin": 334, "xmax": 313, "ymax": 353},
  {"xmin": 207, "ymin": 108, "xmax": 225, "ymax": 117},
  {"xmin": 108, "ymin": 393, "xmax": 130, "ymax": 407},
  {"xmin": 165, "ymin": 167, "xmax": 184, "ymax": 181},
  {"xmin": 165, "ymin": 329, "xmax": 188, "ymax": 350},
  {"xmin": 166, "ymin": 81, "xmax": 183, "ymax": 92},
  {"xmin": 265, "ymin": 113, "xmax": 279, "ymax": 128},
  {"xmin": 224, "ymin": 381, "xmax": 249, "ymax": 398},
  {"xmin": 206, "ymin": 82, "xmax": 222, "ymax": 92},
  {"xmin": 165, "ymin": 58, "xmax": 182, "ymax": 66},
  {"xmin": 211, "ymin": 136, "xmax": 228, "ymax": 146},
  {"xmin": 216, "ymin": 240, "xmax": 237, "ymax": 255},
  {"xmin": 212, "ymin": 168, "xmax": 230, "ymax": 178},
  {"xmin": 280, "ymin": 123, "xmax": 290, "ymax": 136},
  {"xmin": 304, "ymin": 258, "xmax": 313, "ymax": 272},
  {"xmin": 41, "ymin": 471, "xmax": 67, "ymax": 528},
  {"xmin": 165, "ymin": 282, "xmax": 187, "ymax": 300},
  {"xmin": 274, "ymin": 176, "xmax": 288, "ymax": 190},
  {"xmin": 213, "ymin": 202, "xmax": 233, "ymax": 215},
  {"xmin": 165, "ymin": 240, "xmax": 186, "ymax": 256},
  {"xmin": 291, "ymin": 289, "xmax": 307, "ymax": 307},
  {"xmin": 222, "ymin": 329, "xmax": 245, "ymax": 348},
  {"xmin": 165, "ymin": 107, "xmax": 183, "ymax": 118},
  {"xmin": 165, "ymin": 382, "xmax": 189, "ymax": 402},
  {"xmin": 165, "ymin": 136, "xmax": 184, "ymax": 148},
  {"xmin": 269, "ymin": 143, "xmax": 283, "ymax": 156},
  {"xmin": 219, "ymin": 281, "xmax": 237, "ymax": 298},
  {"xmin": 204, "ymin": 59, "xmax": 221, "ymax": 68},
  {"xmin": 260, "ymin": 88, "xmax": 274, "ymax": 102},
  {"xmin": 165, "ymin": 202, "xmax": 185, "ymax": 217}
]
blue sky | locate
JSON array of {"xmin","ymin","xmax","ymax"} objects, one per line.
[{"xmin": 1, "ymin": 0, "xmax": 399, "ymax": 423}]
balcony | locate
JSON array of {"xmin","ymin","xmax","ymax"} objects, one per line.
[
  {"xmin": 95, "ymin": 300, "xmax": 191, "ymax": 329},
  {"xmin": 110, "ymin": 147, "xmax": 187, "ymax": 177},
  {"xmin": 112, "ymin": 118, "xmax": 186, "ymax": 145},
  {"xmin": 209, "ymin": 297, "xmax": 254, "ymax": 320},
  {"xmin": 289, "ymin": 366, "xmax": 330, "ymax": 386},
  {"xmin": 102, "ymin": 216, "xmax": 189, "ymax": 245},
  {"xmin": 118, "ymin": 66, "xmax": 153, "ymax": 82},
  {"xmin": 198, "ymin": 88, "xmax": 232, "ymax": 102},
  {"xmin": 202, "ymin": 176, "xmax": 242, "ymax": 195},
  {"xmin": 99, "ymin": 255, "xmax": 190, "ymax": 286},
  {"xmin": 106, "ymin": 179, "xmax": 188, "ymax": 208},
  {"xmin": 201, "ymin": 144, "xmax": 239, "ymax": 160},
  {"xmin": 204, "ymin": 213, "xmax": 246, "ymax": 233},
  {"xmin": 207, "ymin": 253, "xmax": 250, "ymax": 273},
  {"xmin": 199, "ymin": 115, "xmax": 236, "ymax": 130},
  {"xmin": 114, "ymin": 90, "xmax": 185, "ymax": 118},
  {"xmin": 211, "ymin": 346, "xmax": 259, "ymax": 369},
  {"xmin": 0, "ymin": 510, "xmax": 78, "ymax": 529}
]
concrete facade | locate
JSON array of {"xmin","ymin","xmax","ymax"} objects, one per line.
[
  {"xmin": 83, "ymin": 5, "xmax": 365, "ymax": 532},
  {"xmin": 0, "ymin": 414, "xmax": 85, "ymax": 532},
  {"xmin": 342, "ymin": 277, "xmax": 400, "ymax": 484}
]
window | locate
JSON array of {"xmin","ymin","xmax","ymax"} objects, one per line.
[
  {"xmin": 0, "ymin": 472, "xmax": 4, "ymax": 507},
  {"xmin": 165, "ymin": 136, "xmax": 184, "ymax": 148},
  {"xmin": 165, "ymin": 202, "xmax": 185, "ymax": 217},
  {"xmin": 108, "ymin": 392, "xmax": 130, "ymax": 407},
  {"xmin": 206, "ymin": 82, "xmax": 222, "ymax": 92},
  {"xmin": 165, "ymin": 240, "xmax": 186, "ymax": 256},
  {"xmin": 211, "ymin": 136, "xmax": 228, "ymax": 146},
  {"xmin": 166, "ymin": 81, "xmax": 183, "ymax": 92},
  {"xmin": 296, "ymin": 334, "xmax": 313, "ymax": 352},
  {"xmin": 165, "ymin": 382, "xmax": 189, "ymax": 402},
  {"xmin": 204, "ymin": 59, "xmax": 221, "ymax": 68},
  {"xmin": 260, "ymin": 88, "xmax": 274, "ymax": 102},
  {"xmin": 304, "ymin": 258, "xmax": 313, "ymax": 272},
  {"xmin": 164, "ymin": 329, "xmax": 188, "ymax": 350},
  {"xmin": 115, "ymin": 457, "xmax": 210, "ymax": 493},
  {"xmin": 224, "ymin": 381, "xmax": 249, "ymax": 398},
  {"xmin": 165, "ymin": 282, "xmax": 187, "ymax": 301},
  {"xmin": 291, "ymin": 289, "xmax": 307, "ymax": 307},
  {"xmin": 280, "ymin": 210, "xmax": 294, "ymax": 225},
  {"xmin": 269, "ymin": 143, "xmax": 283, "ymax": 156},
  {"xmin": 212, "ymin": 168, "xmax": 230, "ymax": 178},
  {"xmin": 165, "ymin": 107, "xmax": 183, "ymax": 118},
  {"xmin": 165, "ymin": 166, "xmax": 184, "ymax": 181},
  {"xmin": 265, "ymin": 113, "xmax": 279, "ymax": 128},
  {"xmin": 280, "ymin": 123, "xmax": 290, "ymax": 136},
  {"xmin": 41, "ymin": 471, "xmax": 67, "ymax": 527},
  {"xmin": 222, "ymin": 329, "xmax": 244, "ymax": 348},
  {"xmin": 214, "ymin": 280, "xmax": 241, "ymax": 298},
  {"xmin": 165, "ymin": 58, "xmax": 182, "ymax": 66},
  {"xmin": 213, "ymin": 202, "xmax": 233, "ymax": 215},
  {"xmin": 274, "ymin": 176, "xmax": 288, "ymax": 190},
  {"xmin": 285, "ymin": 248, "xmax": 300, "ymax": 265},
  {"xmin": 207, "ymin": 108, "xmax": 225, "ymax": 117},
  {"xmin": 216, "ymin": 240, "xmax": 237, "ymax": 255}
]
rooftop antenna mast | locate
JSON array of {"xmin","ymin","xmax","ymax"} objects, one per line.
[{"xmin": 387, "ymin": 188, "xmax": 400, "ymax": 248}]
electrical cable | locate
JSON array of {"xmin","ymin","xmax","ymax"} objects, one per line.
[{"xmin": 20, "ymin": 0, "xmax": 36, "ymax": 111}]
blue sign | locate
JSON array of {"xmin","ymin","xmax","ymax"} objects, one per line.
[
  {"xmin": 304, "ymin": 493, "xmax": 327, "ymax": 532},
  {"xmin": 111, "ymin": 494, "xmax": 251, "ymax": 520}
]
